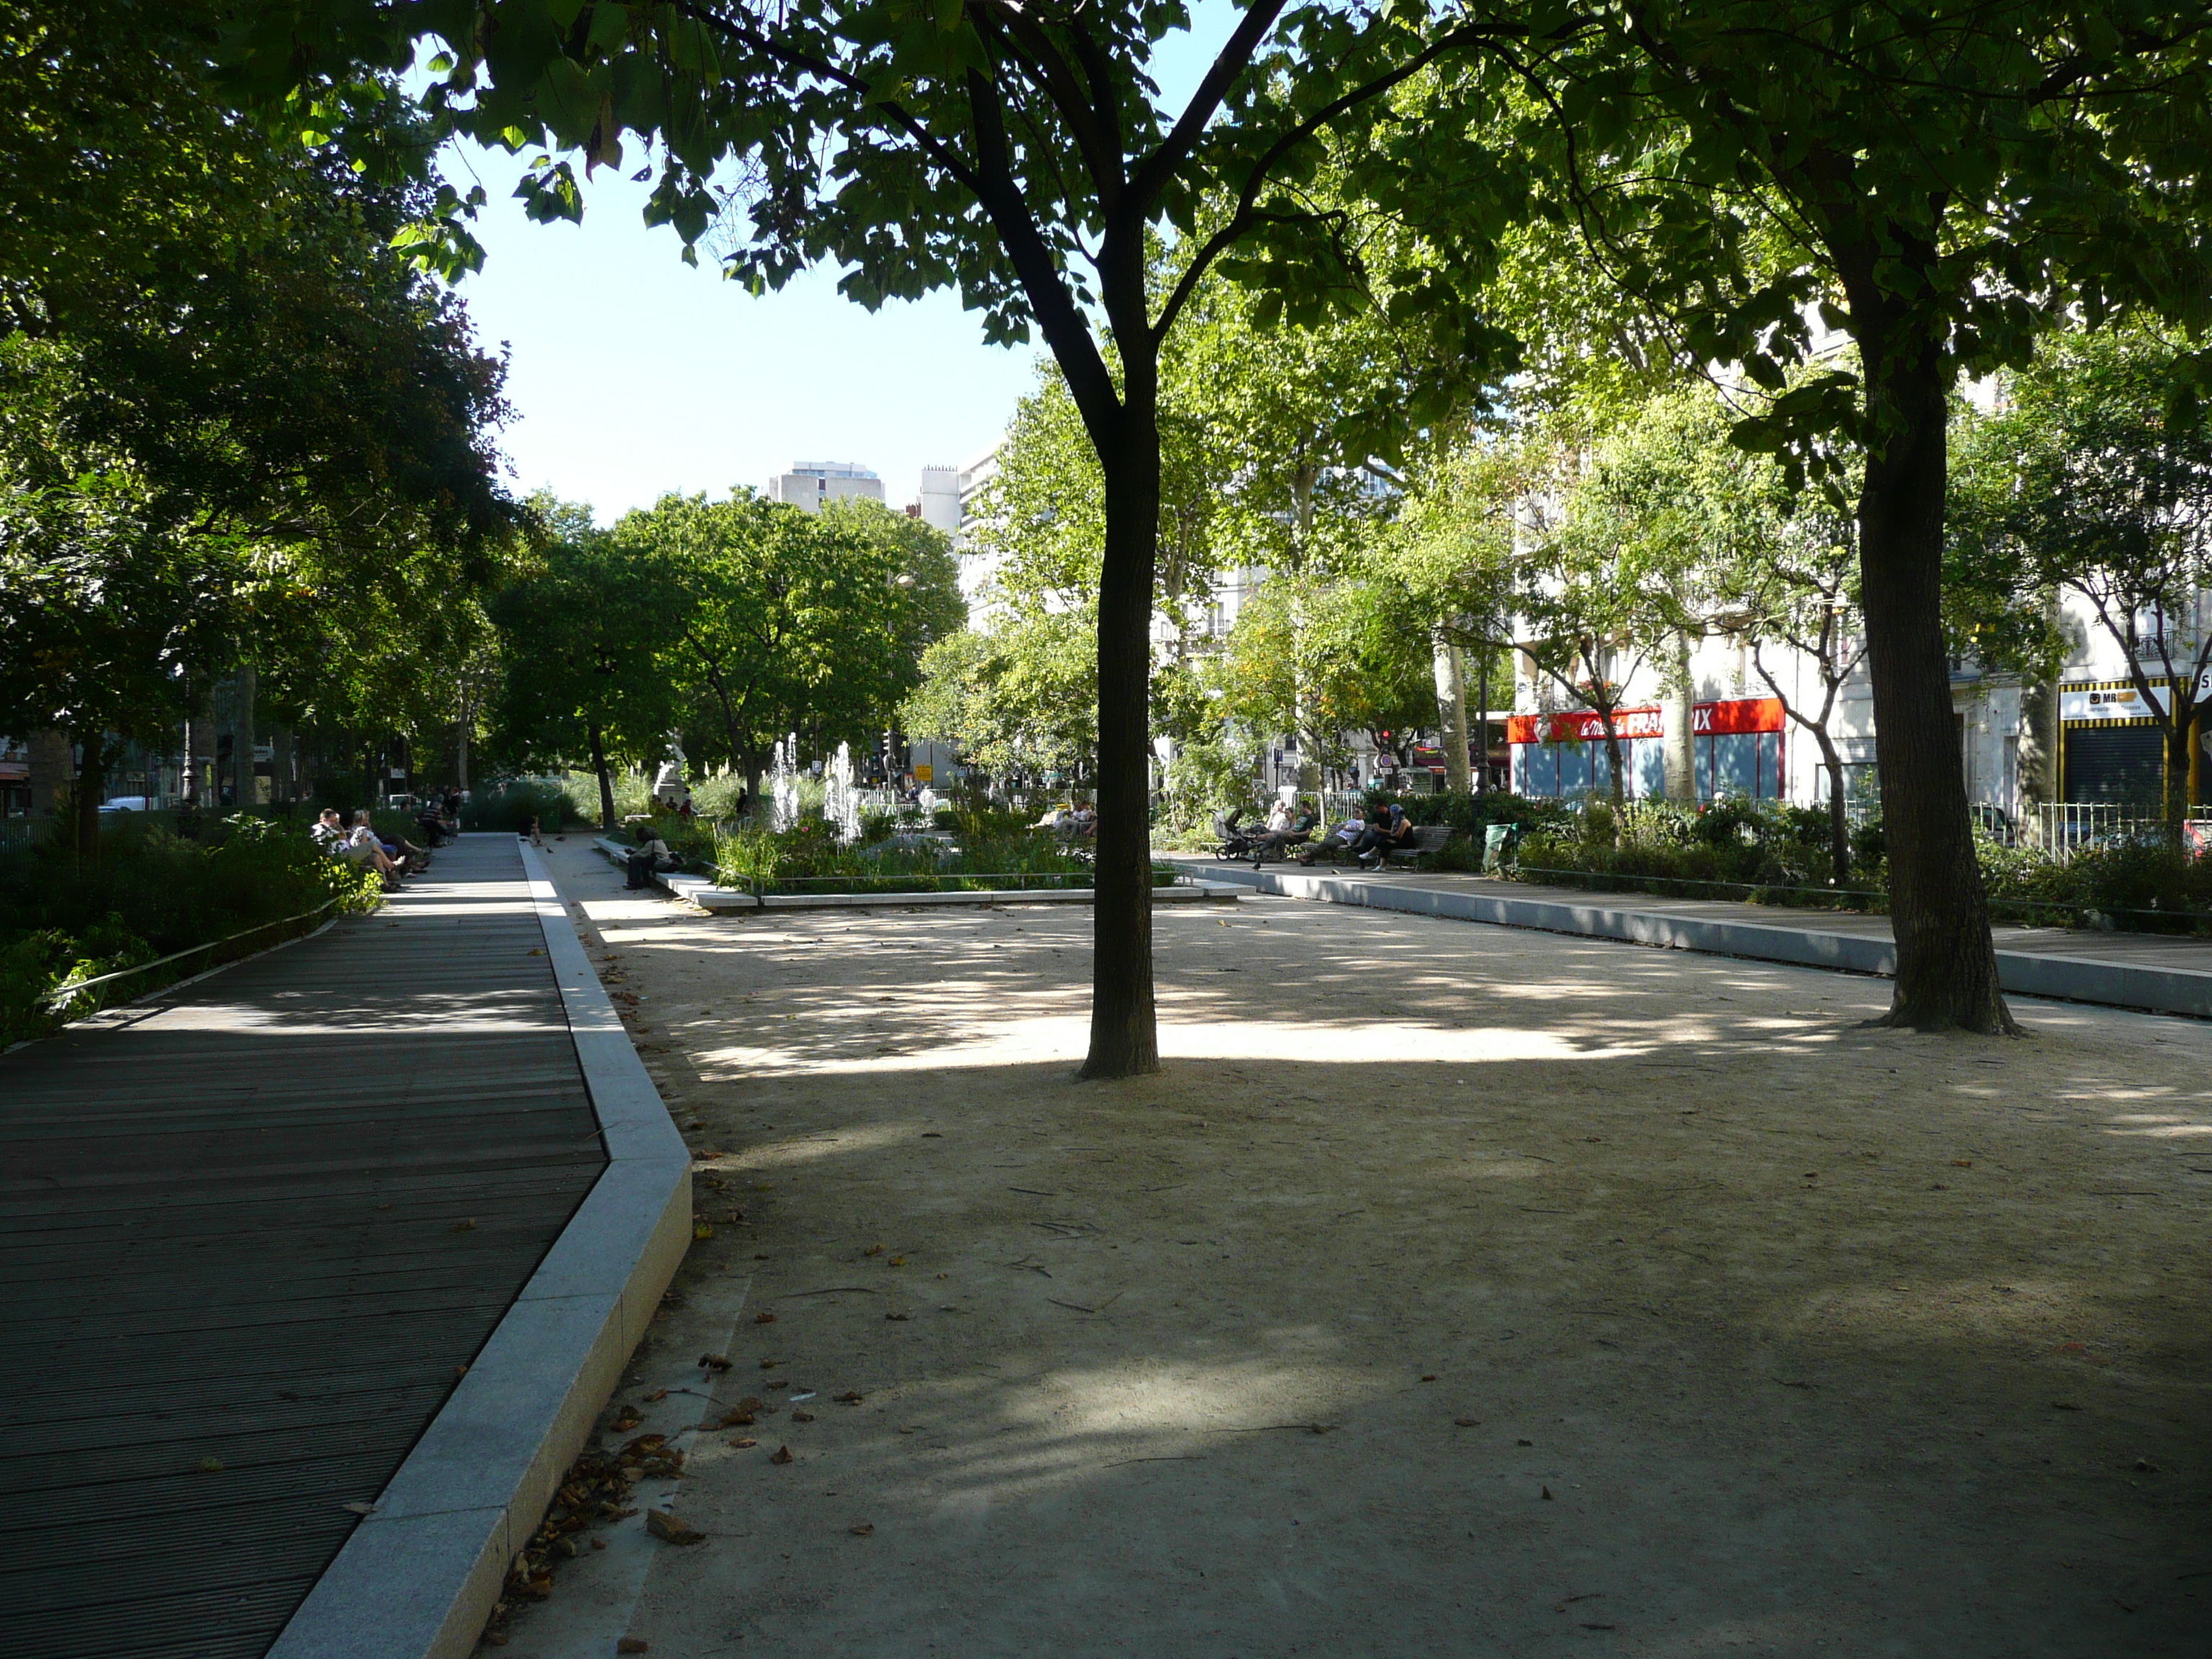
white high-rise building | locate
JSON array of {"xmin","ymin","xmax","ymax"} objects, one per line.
[
  {"xmin": 767, "ymin": 462, "xmax": 884, "ymax": 512},
  {"xmin": 914, "ymin": 465, "xmax": 961, "ymax": 534}
]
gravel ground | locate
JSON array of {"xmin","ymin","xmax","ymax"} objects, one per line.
[{"xmin": 497, "ymin": 835, "xmax": 2212, "ymax": 1659}]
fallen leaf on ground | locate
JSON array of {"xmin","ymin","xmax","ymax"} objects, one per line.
[
  {"xmin": 1541, "ymin": 1486, "xmax": 1555, "ymax": 1501},
  {"xmin": 699, "ymin": 1353, "xmax": 733, "ymax": 1370},
  {"xmin": 719, "ymin": 1411, "xmax": 755, "ymax": 1428},
  {"xmin": 864, "ymin": 1244, "xmax": 884, "ymax": 1256},
  {"xmin": 617, "ymin": 1640, "xmax": 649, "ymax": 1654},
  {"xmin": 645, "ymin": 1509, "xmax": 704, "ymax": 1545},
  {"xmin": 836, "ymin": 1390, "xmax": 864, "ymax": 1404},
  {"xmin": 694, "ymin": 1222, "xmax": 715, "ymax": 1240},
  {"xmin": 791, "ymin": 1410, "xmax": 816, "ymax": 1423},
  {"xmin": 731, "ymin": 1437, "xmax": 758, "ymax": 1448},
  {"xmin": 644, "ymin": 1389, "xmax": 667, "ymax": 1403},
  {"xmin": 754, "ymin": 1311, "xmax": 778, "ymax": 1325},
  {"xmin": 198, "ymin": 1457, "xmax": 225, "ymax": 1473},
  {"xmin": 1454, "ymin": 1419, "xmax": 1482, "ymax": 1428},
  {"xmin": 451, "ymin": 1219, "xmax": 477, "ymax": 1232},
  {"xmin": 1952, "ymin": 1159, "xmax": 1973, "ymax": 1168},
  {"xmin": 849, "ymin": 1523, "xmax": 875, "ymax": 1536},
  {"xmin": 885, "ymin": 1311, "xmax": 911, "ymax": 1321},
  {"xmin": 1420, "ymin": 1374, "xmax": 1437, "ymax": 1382},
  {"xmin": 342, "ymin": 1501, "xmax": 377, "ymax": 1515},
  {"xmin": 770, "ymin": 1446, "xmax": 795, "ymax": 1465}
]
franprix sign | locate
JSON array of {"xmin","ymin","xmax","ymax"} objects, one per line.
[
  {"xmin": 1505, "ymin": 697, "xmax": 1786, "ymax": 746},
  {"xmin": 2059, "ymin": 674, "xmax": 2212, "ymax": 723}
]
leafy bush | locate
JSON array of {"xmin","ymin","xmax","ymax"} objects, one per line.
[
  {"xmin": 1511, "ymin": 796, "xmax": 1863, "ymax": 897},
  {"xmin": 0, "ymin": 814, "xmax": 381, "ymax": 1042},
  {"xmin": 1509, "ymin": 801, "xmax": 2212, "ymax": 932},
  {"xmin": 710, "ymin": 819, "xmax": 1148, "ymax": 893}
]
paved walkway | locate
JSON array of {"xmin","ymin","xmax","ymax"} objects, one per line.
[
  {"xmin": 0, "ymin": 837, "xmax": 606, "ymax": 1659},
  {"xmin": 1182, "ymin": 858, "xmax": 2212, "ymax": 1017}
]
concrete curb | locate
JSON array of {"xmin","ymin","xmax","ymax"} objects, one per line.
[
  {"xmin": 588, "ymin": 835, "xmax": 1240, "ymax": 910},
  {"xmin": 1198, "ymin": 863, "xmax": 2212, "ymax": 1020},
  {"xmin": 268, "ymin": 842, "xmax": 691, "ymax": 1659}
]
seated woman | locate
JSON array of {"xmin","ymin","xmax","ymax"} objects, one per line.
[
  {"xmin": 355, "ymin": 809, "xmax": 431, "ymax": 875},
  {"xmin": 343, "ymin": 811, "xmax": 408, "ymax": 889}
]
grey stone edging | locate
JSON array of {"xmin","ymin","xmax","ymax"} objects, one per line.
[
  {"xmin": 267, "ymin": 840, "xmax": 691, "ymax": 1659},
  {"xmin": 1200, "ymin": 863, "xmax": 2212, "ymax": 1020},
  {"xmin": 587, "ymin": 834, "xmax": 1239, "ymax": 910}
]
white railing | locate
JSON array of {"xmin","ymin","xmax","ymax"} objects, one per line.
[{"xmin": 2017, "ymin": 801, "xmax": 2210, "ymax": 853}]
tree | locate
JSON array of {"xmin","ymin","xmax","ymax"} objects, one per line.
[
  {"xmin": 902, "ymin": 611, "xmax": 1100, "ymax": 789},
  {"xmin": 488, "ymin": 504, "xmax": 678, "ymax": 830},
  {"xmin": 227, "ymin": 0, "xmax": 1549, "ymax": 1076},
  {"xmin": 1483, "ymin": 3, "xmax": 2212, "ymax": 1031},
  {"xmin": 620, "ymin": 493, "xmax": 958, "ymax": 799},
  {"xmin": 0, "ymin": 0, "xmax": 520, "ymax": 839},
  {"xmin": 1954, "ymin": 324, "xmax": 2212, "ymax": 831}
]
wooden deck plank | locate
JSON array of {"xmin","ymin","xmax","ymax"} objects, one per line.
[{"xmin": 0, "ymin": 837, "xmax": 606, "ymax": 1657}]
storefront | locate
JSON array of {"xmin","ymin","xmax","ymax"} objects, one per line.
[
  {"xmin": 1507, "ymin": 697, "xmax": 1788, "ymax": 801},
  {"xmin": 2058, "ymin": 678, "xmax": 2203, "ymax": 806}
]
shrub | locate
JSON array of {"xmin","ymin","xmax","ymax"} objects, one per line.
[{"xmin": 0, "ymin": 814, "xmax": 380, "ymax": 1042}]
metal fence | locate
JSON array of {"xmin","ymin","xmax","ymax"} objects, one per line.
[
  {"xmin": 2015, "ymin": 802, "xmax": 2211, "ymax": 853},
  {"xmin": 0, "ymin": 818, "xmax": 42, "ymax": 855}
]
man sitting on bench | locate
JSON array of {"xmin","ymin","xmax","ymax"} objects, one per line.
[{"xmin": 1357, "ymin": 804, "xmax": 1419, "ymax": 868}]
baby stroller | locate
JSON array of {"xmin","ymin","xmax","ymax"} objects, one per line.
[{"xmin": 1213, "ymin": 809, "xmax": 1262, "ymax": 861}]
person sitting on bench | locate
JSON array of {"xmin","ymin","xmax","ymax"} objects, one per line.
[
  {"xmin": 1251, "ymin": 802, "xmax": 1317, "ymax": 866},
  {"xmin": 1359, "ymin": 804, "xmax": 1419, "ymax": 867},
  {"xmin": 626, "ymin": 828, "xmax": 676, "ymax": 889}
]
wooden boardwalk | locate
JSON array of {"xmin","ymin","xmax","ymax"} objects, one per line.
[{"xmin": 0, "ymin": 836, "xmax": 606, "ymax": 1659}]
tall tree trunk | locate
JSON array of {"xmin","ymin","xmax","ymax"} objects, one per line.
[
  {"xmin": 1435, "ymin": 639, "xmax": 1471, "ymax": 795},
  {"xmin": 73, "ymin": 734, "xmax": 103, "ymax": 863},
  {"xmin": 1662, "ymin": 629, "xmax": 1695, "ymax": 801},
  {"xmin": 457, "ymin": 691, "xmax": 472, "ymax": 795},
  {"xmin": 2166, "ymin": 714, "xmax": 2195, "ymax": 845},
  {"xmin": 1814, "ymin": 726, "xmax": 1850, "ymax": 883},
  {"xmin": 1475, "ymin": 652, "xmax": 1491, "ymax": 791},
  {"xmin": 588, "ymin": 722, "xmax": 616, "ymax": 831},
  {"xmin": 1600, "ymin": 715, "xmax": 1627, "ymax": 811},
  {"xmin": 232, "ymin": 666, "xmax": 258, "ymax": 813},
  {"xmin": 1856, "ymin": 335, "xmax": 2013, "ymax": 1032},
  {"xmin": 1082, "ymin": 391, "xmax": 1163, "ymax": 1081}
]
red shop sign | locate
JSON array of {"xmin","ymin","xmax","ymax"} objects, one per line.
[{"xmin": 1508, "ymin": 696, "xmax": 1784, "ymax": 745}]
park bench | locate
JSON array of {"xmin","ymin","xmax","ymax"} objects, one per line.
[{"xmin": 1382, "ymin": 824, "xmax": 1452, "ymax": 870}]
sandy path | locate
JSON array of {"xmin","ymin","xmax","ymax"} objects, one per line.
[{"xmin": 502, "ymin": 835, "xmax": 2211, "ymax": 1658}]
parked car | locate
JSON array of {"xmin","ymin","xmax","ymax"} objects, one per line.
[{"xmin": 98, "ymin": 795, "xmax": 153, "ymax": 814}]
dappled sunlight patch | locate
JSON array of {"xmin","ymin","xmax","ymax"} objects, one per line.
[
  {"xmin": 1781, "ymin": 1276, "xmax": 2098, "ymax": 1346},
  {"xmin": 709, "ymin": 1122, "xmax": 921, "ymax": 1169},
  {"xmin": 2104, "ymin": 1113, "xmax": 2212, "ymax": 1138},
  {"xmin": 834, "ymin": 1349, "xmax": 1392, "ymax": 1506}
]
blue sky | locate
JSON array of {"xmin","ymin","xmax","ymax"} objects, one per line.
[{"xmin": 436, "ymin": 4, "xmax": 1235, "ymax": 524}]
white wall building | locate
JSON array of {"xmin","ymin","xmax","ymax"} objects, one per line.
[
  {"xmin": 912, "ymin": 465, "xmax": 961, "ymax": 535},
  {"xmin": 766, "ymin": 462, "xmax": 885, "ymax": 512}
]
